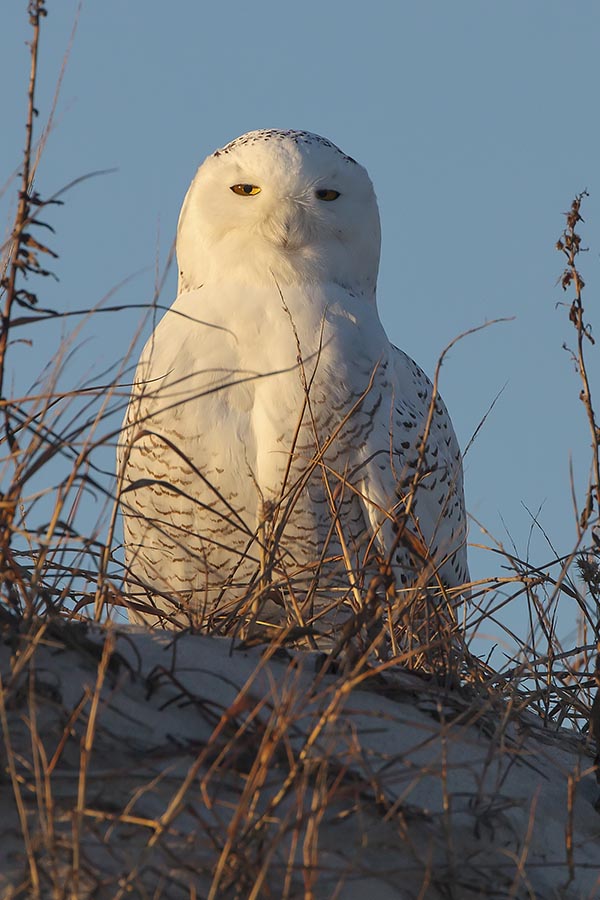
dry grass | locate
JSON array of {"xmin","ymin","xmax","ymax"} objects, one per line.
[{"xmin": 1, "ymin": 5, "xmax": 599, "ymax": 898}]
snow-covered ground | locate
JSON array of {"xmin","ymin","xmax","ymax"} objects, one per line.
[{"xmin": 1, "ymin": 621, "xmax": 599, "ymax": 898}]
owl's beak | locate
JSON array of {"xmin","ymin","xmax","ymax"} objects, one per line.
[
  {"xmin": 268, "ymin": 201, "xmax": 307, "ymax": 251},
  {"xmin": 280, "ymin": 217, "xmax": 295, "ymax": 249}
]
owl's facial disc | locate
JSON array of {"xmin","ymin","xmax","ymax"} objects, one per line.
[
  {"xmin": 177, "ymin": 129, "xmax": 381, "ymax": 290},
  {"xmin": 227, "ymin": 178, "xmax": 342, "ymax": 252}
]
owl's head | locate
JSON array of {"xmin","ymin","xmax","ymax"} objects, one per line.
[{"xmin": 176, "ymin": 129, "xmax": 381, "ymax": 294}]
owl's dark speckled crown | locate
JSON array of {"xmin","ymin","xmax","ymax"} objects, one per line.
[{"xmin": 213, "ymin": 129, "xmax": 357, "ymax": 164}]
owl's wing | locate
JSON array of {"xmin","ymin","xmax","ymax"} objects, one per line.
[
  {"xmin": 389, "ymin": 345, "xmax": 469, "ymax": 589},
  {"xmin": 353, "ymin": 345, "xmax": 469, "ymax": 593},
  {"xmin": 116, "ymin": 288, "xmax": 262, "ymax": 622}
]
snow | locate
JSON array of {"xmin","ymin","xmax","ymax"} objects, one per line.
[{"xmin": 1, "ymin": 621, "xmax": 599, "ymax": 898}]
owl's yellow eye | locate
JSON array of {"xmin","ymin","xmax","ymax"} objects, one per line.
[
  {"xmin": 315, "ymin": 189, "xmax": 340, "ymax": 201},
  {"xmin": 230, "ymin": 183, "xmax": 261, "ymax": 196}
]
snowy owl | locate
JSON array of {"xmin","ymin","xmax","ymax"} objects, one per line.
[{"xmin": 118, "ymin": 129, "xmax": 469, "ymax": 633}]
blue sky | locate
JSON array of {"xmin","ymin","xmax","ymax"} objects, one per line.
[{"xmin": 2, "ymin": 1, "xmax": 600, "ymax": 651}]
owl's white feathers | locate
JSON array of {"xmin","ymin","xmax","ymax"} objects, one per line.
[{"xmin": 118, "ymin": 130, "xmax": 468, "ymax": 627}]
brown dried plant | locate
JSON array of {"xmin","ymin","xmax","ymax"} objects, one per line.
[{"xmin": 556, "ymin": 191, "xmax": 600, "ymax": 786}]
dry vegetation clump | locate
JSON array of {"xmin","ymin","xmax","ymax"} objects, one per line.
[{"xmin": 1, "ymin": 5, "xmax": 600, "ymax": 898}]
